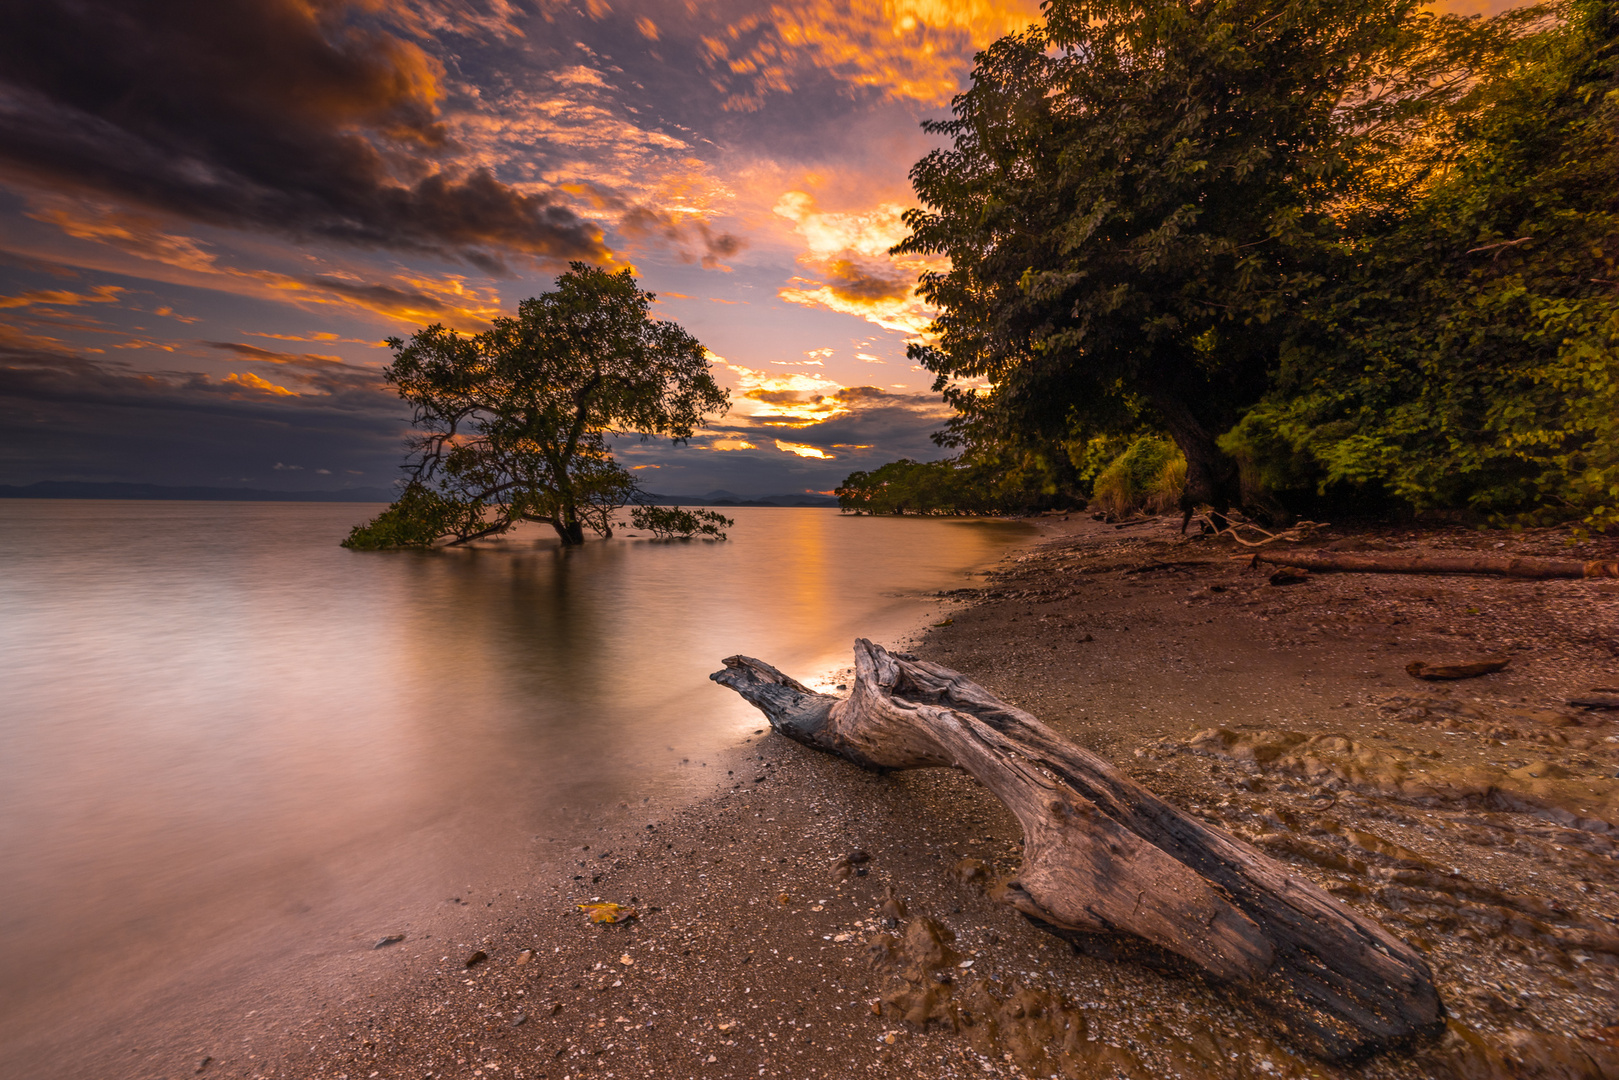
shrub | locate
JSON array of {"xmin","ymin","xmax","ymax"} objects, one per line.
[
  {"xmin": 1089, "ymin": 437, "xmax": 1187, "ymax": 516},
  {"xmin": 629, "ymin": 505, "xmax": 733, "ymax": 540}
]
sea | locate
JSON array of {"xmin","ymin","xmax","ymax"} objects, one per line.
[{"xmin": 0, "ymin": 500, "xmax": 1031, "ymax": 1075}]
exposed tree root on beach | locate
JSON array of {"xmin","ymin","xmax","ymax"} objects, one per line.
[{"xmin": 712, "ymin": 640, "xmax": 1445, "ymax": 1062}]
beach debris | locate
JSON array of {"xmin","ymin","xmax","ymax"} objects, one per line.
[
  {"xmin": 1570, "ymin": 691, "xmax": 1619, "ymax": 710},
  {"xmin": 1251, "ymin": 549, "xmax": 1619, "ymax": 579},
  {"xmin": 1267, "ymin": 566, "xmax": 1310, "ymax": 586},
  {"xmin": 195, "ymin": 1055, "xmax": 213, "ymax": 1074},
  {"xmin": 465, "ymin": 950, "xmax": 489, "ymax": 968},
  {"xmin": 578, "ymin": 902, "xmax": 636, "ymax": 924},
  {"xmin": 932, "ymin": 618, "xmax": 954, "ymax": 627},
  {"xmin": 515, "ymin": 949, "xmax": 533, "ymax": 965},
  {"xmin": 372, "ymin": 934, "xmax": 405, "ymax": 949},
  {"xmin": 949, "ymin": 858, "xmax": 988, "ymax": 885},
  {"xmin": 1406, "ymin": 656, "xmax": 1509, "ymax": 680},
  {"xmin": 712, "ymin": 641, "xmax": 1445, "ymax": 1061}
]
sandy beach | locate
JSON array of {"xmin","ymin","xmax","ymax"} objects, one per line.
[{"xmin": 117, "ymin": 516, "xmax": 1619, "ymax": 1080}]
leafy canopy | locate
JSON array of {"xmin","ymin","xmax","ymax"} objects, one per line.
[
  {"xmin": 897, "ymin": 0, "xmax": 1554, "ymax": 522},
  {"xmin": 344, "ymin": 264, "xmax": 728, "ymax": 548},
  {"xmin": 1229, "ymin": 0, "xmax": 1619, "ymax": 529}
]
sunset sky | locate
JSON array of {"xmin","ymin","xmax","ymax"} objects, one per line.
[{"xmin": 0, "ymin": 0, "xmax": 1511, "ymax": 498}]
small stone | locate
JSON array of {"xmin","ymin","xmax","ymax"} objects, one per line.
[
  {"xmin": 372, "ymin": 934, "xmax": 405, "ymax": 949},
  {"xmin": 195, "ymin": 1056, "xmax": 212, "ymax": 1073},
  {"xmin": 511, "ymin": 1013, "xmax": 528, "ymax": 1027},
  {"xmin": 515, "ymin": 949, "xmax": 534, "ymax": 965},
  {"xmin": 465, "ymin": 950, "xmax": 489, "ymax": 968}
]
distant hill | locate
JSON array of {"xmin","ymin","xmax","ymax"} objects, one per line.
[
  {"xmin": 0, "ymin": 480, "xmax": 842, "ymax": 508},
  {"xmin": 640, "ymin": 491, "xmax": 839, "ymax": 508},
  {"xmin": 0, "ymin": 481, "xmax": 396, "ymax": 502}
]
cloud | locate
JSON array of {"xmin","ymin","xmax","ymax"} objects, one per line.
[
  {"xmin": 0, "ymin": 284, "xmax": 124, "ymax": 309},
  {"xmin": 699, "ymin": 0, "xmax": 1040, "ymax": 111},
  {"xmin": 0, "ymin": 337, "xmax": 405, "ymax": 487},
  {"xmin": 774, "ymin": 438, "xmax": 833, "ymax": 459},
  {"xmin": 223, "ymin": 371, "xmax": 298, "ymax": 396},
  {"xmin": 258, "ymin": 271, "xmax": 506, "ymax": 329},
  {"xmin": 0, "ymin": 0, "xmax": 609, "ymax": 269},
  {"xmin": 771, "ymin": 191, "xmax": 940, "ymax": 335}
]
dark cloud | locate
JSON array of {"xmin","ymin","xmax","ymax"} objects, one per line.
[
  {"xmin": 204, "ymin": 342, "xmax": 344, "ymax": 365},
  {"xmin": 0, "ymin": 0, "xmax": 607, "ymax": 270},
  {"xmin": 0, "ymin": 337, "xmax": 403, "ymax": 487},
  {"xmin": 821, "ymin": 259, "xmax": 913, "ymax": 302},
  {"xmin": 613, "ymin": 203, "xmax": 746, "ymax": 270}
]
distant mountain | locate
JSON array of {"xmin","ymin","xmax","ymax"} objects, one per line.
[
  {"xmin": 640, "ymin": 491, "xmax": 839, "ymax": 508},
  {"xmin": 0, "ymin": 481, "xmax": 396, "ymax": 502}
]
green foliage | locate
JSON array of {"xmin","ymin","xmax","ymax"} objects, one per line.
[
  {"xmin": 898, "ymin": 0, "xmax": 1435, "ymax": 513},
  {"xmin": 1089, "ymin": 437, "xmax": 1189, "ymax": 517},
  {"xmin": 629, "ymin": 505, "xmax": 733, "ymax": 540},
  {"xmin": 346, "ymin": 264, "xmax": 728, "ymax": 549},
  {"xmin": 836, "ymin": 451, "xmax": 1080, "ymax": 515},
  {"xmin": 342, "ymin": 483, "xmax": 485, "ymax": 549},
  {"xmin": 898, "ymin": 0, "xmax": 1616, "ymax": 530},
  {"xmin": 1241, "ymin": 0, "xmax": 1619, "ymax": 528}
]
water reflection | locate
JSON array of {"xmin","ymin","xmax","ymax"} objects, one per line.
[{"xmin": 0, "ymin": 501, "xmax": 1031, "ymax": 1072}]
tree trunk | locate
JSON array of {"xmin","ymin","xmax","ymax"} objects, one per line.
[
  {"xmin": 1146, "ymin": 392, "xmax": 1246, "ymax": 530},
  {"xmin": 1253, "ymin": 551, "xmax": 1619, "ymax": 579},
  {"xmin": 712, "ymin": 641, "xmax": 1444, "ymax": 1061}
]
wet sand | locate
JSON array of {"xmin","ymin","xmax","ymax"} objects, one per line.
[{"xmin": 107, "ymin": 516, "xmax": 1619, "ymax": 1080}]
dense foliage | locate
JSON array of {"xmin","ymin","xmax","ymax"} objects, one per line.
[
  {"xmin": 1228, "ymin": 0, "xmax": 1619, "ymax": 528},
  {"xmin": 629, "ymin": 505, "xmax": 734, "ymax": 540},
  {"xmin": 835, "ymin": 454, "xmax": 1083, "ymax": 515},
  {"xmin": 896, "ymin": 0, "xmax": 1618, "ymax": 529},
  {"xmin": 344, "ymin": 265, "xmax": 728, "ymax": 549}
]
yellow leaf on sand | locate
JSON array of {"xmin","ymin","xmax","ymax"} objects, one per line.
[{"xmin": 579, "ymin": 902, "xmax": 636, "ymax": 924}]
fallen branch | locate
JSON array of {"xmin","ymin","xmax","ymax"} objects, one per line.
[
  {"xmin": 1251, "ymin": 550, "xmax": 1619, "ymax": 579},
  {"xmin": 1200, "ymin": 515, "xmax": 1328, "ymax": 547},
  {"xmin": 712, "ymin": 641, "xmax": 1443, "ymax": 1061}
]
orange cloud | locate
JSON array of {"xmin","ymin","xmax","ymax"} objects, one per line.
[
  {"xmin": 775, "ymin": 438, "xmax": 834, "ymax": 459},
  {"xmin": 0, "ymin": 284, "xmax": 125, "ymax": 308},
  {"xmin": 706, "ymin": 0, "xmax": 1040, "ymax": 110},
  {"xmin": 222, "ymin": 371, "xmax": 297, "ymax": 396},
  {"xmin": 772, "ymin": 191, "xmax": 941, "ymax": 335}
]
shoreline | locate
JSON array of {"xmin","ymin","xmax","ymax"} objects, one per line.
[{"xmin": 75, "ymin": 515, "xmax": 1619, "ymax": 1080}]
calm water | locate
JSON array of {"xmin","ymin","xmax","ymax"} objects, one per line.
[{"xmin": 0, "ymin": 500, "xmax": 1030, "ymax": 1071}]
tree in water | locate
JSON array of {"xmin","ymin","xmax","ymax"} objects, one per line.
[{"xmin": 344, "ymin": 264, "xmax": 728, "ymax": 549}]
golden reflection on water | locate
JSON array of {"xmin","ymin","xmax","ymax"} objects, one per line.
[{"xmin": 0, "ymin": 500, "xmax": 1031, "ymax": 1071}]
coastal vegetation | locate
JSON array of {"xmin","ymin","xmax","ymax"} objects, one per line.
[
  {"xmin": 855, "ymin": 0, "xmax": 1617, "ymax": 530},
  {"xmin": 629, "ymin": 505, "xmax": 734, "ymax": 540},
  {"xmin": 344, "ymin": 265, "xmax": 728, "ymax": 549}
]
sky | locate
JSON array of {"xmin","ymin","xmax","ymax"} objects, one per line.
[{"xmin": 0, "ymin": 0, "xmax": 1513, "ymax": 498}]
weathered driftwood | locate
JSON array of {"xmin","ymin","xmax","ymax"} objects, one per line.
[
  {"xmin": 1253, "ymin": 550, "xmax": 1619, "ymax": 579},
  {"xmin": 712, "ymin": 640, "xmax": 1443, "ymax": 1061}
]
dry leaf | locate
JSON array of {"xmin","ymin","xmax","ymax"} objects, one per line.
[{"xmin": 579, "ymin": 902, "xmax": 636, "ymax": 924}]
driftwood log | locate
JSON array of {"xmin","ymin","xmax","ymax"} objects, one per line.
[
  {"xmin": 1253, "ymin": 550, "xmax": 1619, "ymax": 579},
  {"xmin": 712, "ymin": 640, "xmax": 1443, "ymax": 1061}
]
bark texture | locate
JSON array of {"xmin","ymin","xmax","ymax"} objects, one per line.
[
  {"xmin": 1254, "ymin": 550, "xmax": 1619, "ymax": 579},
  {"xmin": 712, "ymin": 640, "xmax": 1444, "ymax": 1061}
]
